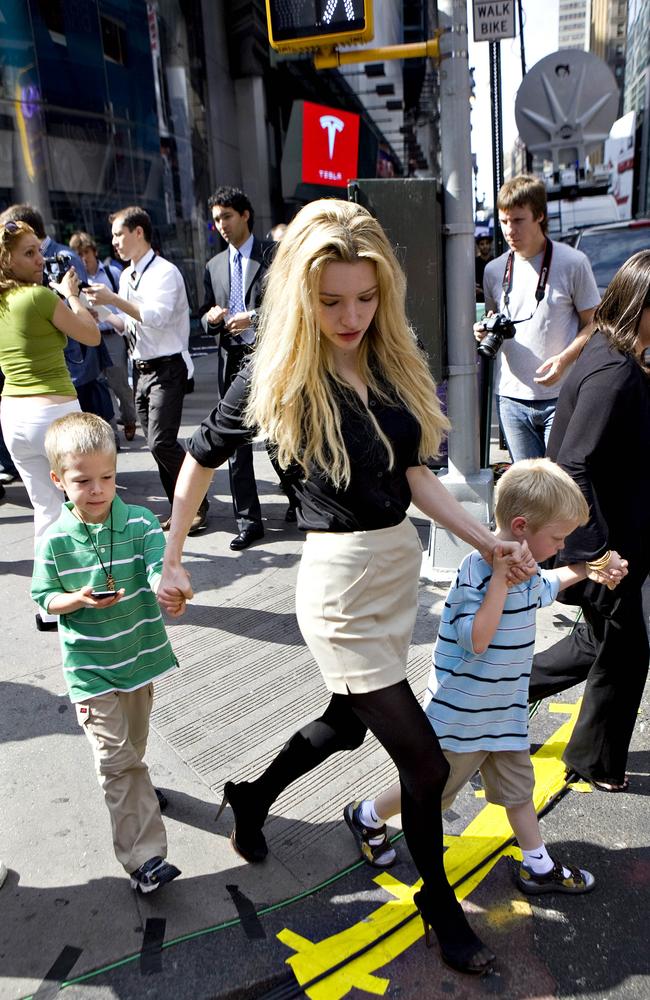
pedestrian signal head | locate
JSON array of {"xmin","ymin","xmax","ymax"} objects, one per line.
[{"xmin": 265, "ymin": 0, "xmax": 373, "ymax": 53}]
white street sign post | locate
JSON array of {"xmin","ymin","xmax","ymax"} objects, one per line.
[{"xmin": 472, "ymin": 1, "xmax": 516, "ymax": 43}]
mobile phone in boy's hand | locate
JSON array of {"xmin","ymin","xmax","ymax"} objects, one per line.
[{"xmin": 91, "ymin": 590, "xmax": 118, "ymax": 599}]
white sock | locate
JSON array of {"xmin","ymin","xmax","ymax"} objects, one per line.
[
  {"xmin": 358, "ymin": 799, "xmax": 383, "ymax": 833},
  {"xmin": 523, "ymin": 844, "xmax": 570, "ymax": 878}
]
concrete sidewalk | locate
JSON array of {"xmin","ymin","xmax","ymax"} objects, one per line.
[{"xmin": 1, "ymin": 345, "xmax": 648, "ymax": 1000}]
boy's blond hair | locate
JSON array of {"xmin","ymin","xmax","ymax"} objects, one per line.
[
  {"xmin": 45, "ymin": 412, "xmax": 116, "ymax": 477},
  {"xmin": 494, "ymin": 458, "xmax": 589, "ymax": 532}
]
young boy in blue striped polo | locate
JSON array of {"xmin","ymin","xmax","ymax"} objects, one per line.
[
  {"xmin": 32, "ymin": 412, "xmax": 184, "ymax": 893},
  {"xmin": 346, "ymin": 459, "xmax": 626, "ymax": 894}
]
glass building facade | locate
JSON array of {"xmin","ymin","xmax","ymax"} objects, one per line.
[
  {"xmin": 0, "ymin": 1, "xmax": 434, "ymax": 306},
  {"xmin": 0, "ymin": 0, "xmax": 210, "ymax": 308}
]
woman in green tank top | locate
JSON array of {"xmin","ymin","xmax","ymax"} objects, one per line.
[{"xmin": 0, "ymin": 220, "xmax": 100, "ymax": 628}]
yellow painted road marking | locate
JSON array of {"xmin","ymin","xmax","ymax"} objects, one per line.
[{"xmin": 278, "ymin": 700, "xmax": 582, "ymax": 999}]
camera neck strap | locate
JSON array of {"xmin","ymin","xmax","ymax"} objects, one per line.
[{"xmin": 502, "ymin": 237, "xmax": 553, "ymax": 315}]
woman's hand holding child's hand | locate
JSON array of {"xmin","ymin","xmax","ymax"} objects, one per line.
[{"xmin": 485, "ymin": 538, "xmax": 537, "ymax": 586}]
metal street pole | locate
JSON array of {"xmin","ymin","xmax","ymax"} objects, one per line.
[
  {"xmin": 425, "ymin": 0, "xmax": 493, "ymax": 578},
  {"xmin": 489, "ymin": 40, "xmax": 505, "ymax": 257},
  {"xmin": 517, "ymin": 0, "xmax": 534, "ymax": 172}
]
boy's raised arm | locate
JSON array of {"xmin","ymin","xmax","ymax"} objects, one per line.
[{"xmin": 471, "ymin": 547, "xmax": 513, "ymax": 655}]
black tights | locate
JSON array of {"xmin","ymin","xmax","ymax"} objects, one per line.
[{"xmin": 249, "ymin": 681, "xmax": 456, "ymax": 906}]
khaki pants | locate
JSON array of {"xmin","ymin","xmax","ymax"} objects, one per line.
[{"xmin": 75, "ymin": 684, "xmax": 166, "ymax": 874}]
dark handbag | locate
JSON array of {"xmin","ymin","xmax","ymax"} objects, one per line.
[{"xmin": 77, "ymin": 376, "xmax": 115, "ymax": 423}]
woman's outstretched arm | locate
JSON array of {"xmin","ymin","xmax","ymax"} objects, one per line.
[
  {"xmin": 157, "ymin": 455, "xmax": 215, "ymax": 616},
  {"xmin": 406, "ymin": 465, "xmax": 535, "ymax": 573}
]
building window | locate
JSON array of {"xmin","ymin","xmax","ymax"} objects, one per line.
[
  {"xmin": 36, "ymin": 0, "xmax": 66, "ymax": 45},
  {"xmin": 101, "ymin": 16, "xmax": 127, "ymax": 65}
]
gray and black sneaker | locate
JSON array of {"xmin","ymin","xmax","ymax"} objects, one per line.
[
  {"xmin": 344, "ymin": 801, "xmax": 396, "ymax": 868},
  {"xmin": 130, "ymin": 856, "xmax": 181, "ymax": 894},
  {"xmin": 517, "ymin": 858, "xmax": 595, "ymax": 895}
]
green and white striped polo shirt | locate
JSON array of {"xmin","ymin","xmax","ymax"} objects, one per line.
[{"xmin": 32, "ymin": 496, "xmax": 178, "ymax": 702}]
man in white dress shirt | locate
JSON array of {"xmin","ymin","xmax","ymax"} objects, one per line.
[{"xmin": 88, "ymin": 206, "xmax": 207, "ymax": 533}]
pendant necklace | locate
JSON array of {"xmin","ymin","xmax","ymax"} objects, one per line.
[{"xmin": 79, "ymin": 507, "xmax": 115, "ymax": 590}]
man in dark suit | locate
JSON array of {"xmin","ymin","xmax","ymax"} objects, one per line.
[{"xmin": 201, "ymin": 186, "xmax": 273, "ymax": 550}]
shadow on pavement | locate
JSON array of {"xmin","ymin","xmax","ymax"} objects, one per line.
[
  {"xmin": 0, "ymin": 681, "xmax": 80, "ymax": 743},
  {"xmin": 174, "ymin": 602, "xmax": 304, "ymax": 644},
  {"xmin": 0, "ymin": 558, "xmax": 34, "ymax": 579}
]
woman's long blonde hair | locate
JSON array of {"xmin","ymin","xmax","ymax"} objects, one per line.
[
  {"xmin": 246, "ymin": 199, "xmax": 450, "ymax": 486},
  {"xmin": 0, "ymin": 221, "xmax": 36, "ymax": 301}
]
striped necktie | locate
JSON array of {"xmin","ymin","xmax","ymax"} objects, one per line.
[{"xmin": 126, "ymin": 268, "xmax": 139, "ymax": 354}]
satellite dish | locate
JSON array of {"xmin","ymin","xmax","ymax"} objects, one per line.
[{"xmin": 515, "ymin": 49, "xmax": 619, "ymax": 171}]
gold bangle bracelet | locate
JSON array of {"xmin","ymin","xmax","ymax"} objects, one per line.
[{"xmin": 587, "ymin": 550, "xmax": 612, "ymax": 571}]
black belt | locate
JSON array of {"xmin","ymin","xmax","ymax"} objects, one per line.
[{"xmin": 134, "ymin": 353, "xmax": 182, "ymax": 373}]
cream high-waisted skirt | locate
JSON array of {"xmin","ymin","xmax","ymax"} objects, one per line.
[{"xmin": 295, "ymin": 517, "xmax": 423, "ymax": 694}]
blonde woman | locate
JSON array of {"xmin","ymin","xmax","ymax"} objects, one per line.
[
  {"xmin": 158, "ymin": 200, "xmax": 534, "ymax": 974},
  {"xmin": 0, "ymin": 220, "xmax": 99, "ymax": 628}
]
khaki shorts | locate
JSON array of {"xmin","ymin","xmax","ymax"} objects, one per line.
[{"xmin": 441, "ymin": 748, "xmax": 534, "ymax": 810}]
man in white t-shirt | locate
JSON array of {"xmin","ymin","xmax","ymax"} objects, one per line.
[{"xmin": 475, "ymin": 175, "xmax": 600, "ymax": 461}]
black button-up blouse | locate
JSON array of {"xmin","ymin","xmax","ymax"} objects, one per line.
[{"xmin": 188, "ymin": 363, "xmax": 423, "ymax": 532}]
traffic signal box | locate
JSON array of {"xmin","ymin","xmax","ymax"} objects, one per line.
[{"xmin": 265, "ymin": 0, "xmax": 374, "ymax": 53}]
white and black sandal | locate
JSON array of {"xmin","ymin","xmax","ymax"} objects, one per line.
[{"xmin": 343, "ymin": 801, "xmax": 396, "ymax": 868}]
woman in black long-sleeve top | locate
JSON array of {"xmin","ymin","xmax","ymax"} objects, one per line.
[
  {"xmin": 158, "ymin": 200, "xmax": 538, "ymax": 974},
  {"xmin": 530, "ymin": 250, "xmax": 650, "ymax": 791}
]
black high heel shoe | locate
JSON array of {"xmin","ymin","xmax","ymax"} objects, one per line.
[
  {"xmin": 215, "ymin": 781, "xmax": 268, "ymax": 863},
  {"xmin": 413, "ymin": 889, "xmax": 495, "ymax": 976}
]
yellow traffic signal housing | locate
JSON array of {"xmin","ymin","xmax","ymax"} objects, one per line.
[{"xmin": 265, "ymin": 0, "xmax": 374, "ymax": 53}]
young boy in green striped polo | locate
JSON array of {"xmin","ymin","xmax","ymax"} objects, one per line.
[{"xmin": 32, "ymin": 412, "xmax": 184, "ymax": 893}]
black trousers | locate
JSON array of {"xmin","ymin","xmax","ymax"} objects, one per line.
[
  {"xmin": 530, "ymin": 581, "xmax": 649, "ymax": 783},
  {"xmin": 134, "ymin": 355, "xmax": 187, "ymax": 505},
  {"xmin": 217, "ymin": 341, "xmax": 262, "ymax": 531}
]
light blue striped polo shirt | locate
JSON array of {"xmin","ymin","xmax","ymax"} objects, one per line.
[{"xmin": 423, "ymin": 550, "xmax": 560, "ymax": 752}]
